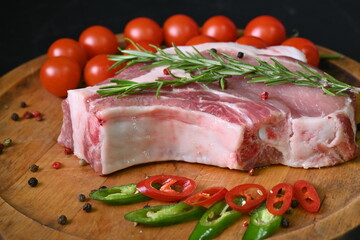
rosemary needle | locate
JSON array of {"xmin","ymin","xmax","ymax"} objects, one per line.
[{"xmin": 97, "ymin": 42, "xmax": 359, "ymax": 97}]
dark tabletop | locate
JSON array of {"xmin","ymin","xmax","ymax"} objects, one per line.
[
  {"xmin": 1, "ymin": 0, "xmax": 360, "ymax": 76},
  {"xmin": 1, "ymin": 0, "xmax": 359, "ymax": 238}
]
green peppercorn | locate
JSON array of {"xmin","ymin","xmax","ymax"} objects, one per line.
[
  {"xmin": 28, "ymin": 177, "xmax": 38, "ymax": 187},
  {"xmin": 29, "ymin": 164, "xmax": 39, "ymax": 172},
  {"xmin": 83, "ymin": 203, "xmax": 92, "ymax": 212},
  {"xmin": 78, "ymin": 194, "xmax": 86, "ymax": 202},
  {"xmin": 57, "ymin": 215, "xmax": 67, "ymax": 225},
  {"xmin": 3, "ymin": 138, "xmax": 12, "ymax": 147}
]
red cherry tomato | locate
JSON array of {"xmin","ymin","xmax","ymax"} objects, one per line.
[
  {"xmin": 40, "ymin": 56, "xmax": 81, "ymax": 97},
  {"xmin": 184, "ymin": 187, "xmax": 228, "ymax": 207},
  {"xmin": 235, "ymin": 36, "xmax": 268, "ymax": 49},
  {"xmin": 225, "ymin": 184, "xmax": 267, "ymax": 212},
  {"xmin": 136, "ymin": 175, "xmax": 196, "ymax": 202},
  {"xmin": 266, "ymin": 183, "xmax": 294, "ymax": 216},
  {"xmin": 185, "ymin": 35, "xmax": 217, "ymax": 46},
  {"xmin": 124, "ymin": 17, "xmax": 163, "ymax": 45},
  {"xmin": 47, "ymin": 38, "xmax": 87, "ymax": 68},
  {"xmin": 84, "ymin": 54, "xmax": 124, "ymax": 86},
  {"xmin": 163, "ymin": 14, "xmax": 200, "ymax": 46},
  {"xmin": 293, "ymin": 180, "xmax": 321, "ymax": 213},
  {"xmin": 201, "ymin": 15, "xmax": 238, "ymax": 42},
  {"xmin": 281, "ymin": 37, "xmax": 320, "ymax": 67},
  {"xmin": 244, "ymin": 15, "xmax": 286, "ymax": 46},
  {"xmin": 125, "ymin": 40, "xmax": 160, "ymax": 53},
  {"xmin": 79, "ymin": 25, "xmax": 118, "ymax": 58}
]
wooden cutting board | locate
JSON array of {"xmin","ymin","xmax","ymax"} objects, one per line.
[{"xmin": 0, "ymin": 37, "xmax": 359, "ymax": 240}]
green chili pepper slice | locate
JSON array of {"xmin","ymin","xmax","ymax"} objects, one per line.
[
  {"xmin": 89, "ymin": 183, "xmax": 151, "ymax": 205},
  {"xmin": 124, "ymin": 202, "xmax": 206, "ymax": 226},
  {"xmin": 242, "ymin": 203, "xmax": 282, "ymax": 240},
  {"xmin": 189, "ymin": 199, "xmax": 243, "ymax": 240}
]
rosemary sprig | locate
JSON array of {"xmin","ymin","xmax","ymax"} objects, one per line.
[{"xmin": 98, "ymin": 43, "xmax": 359, "ymax": 97}]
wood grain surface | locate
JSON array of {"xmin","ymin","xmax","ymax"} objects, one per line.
[{"xmin": 0, "ymin": 38, "xmax": 359, "ymax": 240}]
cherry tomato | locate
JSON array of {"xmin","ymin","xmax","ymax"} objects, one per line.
[
  {"xmin": 47, "ymin": 38, "xmax": 87, "ymax": 68},
  {"xmin": 293, "ymin": 180, "xmax": 321, "ymax": 213},
  {"xmin": 225, "ymin": 184, "xmax": 267, "ymax": 212},
  {"xmin": 84, "ymin": 54, "xmax": 124, "ymax": 86},
  {"xmin": 281, "ymin": 37, "xmax": 320, "ymax": 67},
  {"xmin": 79, "ymin": 25, "xmax": 118, "ymax": 58},
  {"xmin": 124, "ymin": 17, "xmax": 163, "ymax": 45},
  {"xmin": 235, "ymin": 36, "xmax": 268, "ymax": 48},
  {"xmin": 163, "ymin": 14, "xmax": 200, "ymax": 46},
  {"xmin": 40, "ymin": 56, "xmax": 81, "ymax": 97},
  {"xmin": 244, "ymin": 15, "xmax": 286, "ymax": 46},
  {"xmin": 266, "ymin": 183, "xmax": 294, "ymax": 216},
  {"xmin": 136, "ymin": 175, "xmax": 196, "ymax": 202},
  {"xmin": 185, "ymin": 35, "xmax": 217, "ymax": 46},
  {"xmin": 125, "ymin": 40, "xmax": 160, "ymax": 53},
  {"xmin": 184, "ymin": 187, "xmax": 227, "ymax": 207},
  {"xmin": 201, "ymin": 15, "xmax": 237, "ymax": 42}
]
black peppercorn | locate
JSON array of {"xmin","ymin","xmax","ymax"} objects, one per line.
[
  {"xmin": 98, "ymin": 186, "xmax": 107, "ymax": 190},
  {"xmin": 83, "ymin": 203, "xmax": 92, "ymax": 212},
  {"xmin": 20, "ymin": 101, "xmax": 27, "ymax": 108},
  {"xmin": 57, "ymin": 215, "xmax": 67, "ymax": 225},
  {"xmin": 11, "ymin": 113, "xmax": 20, "ymax": 121},
  {"xmin": 28, "ymin": 177, "xmax": 38, "ymax": 187},
  {"xmin": 281, "ymin": 218, "xmax": 290, "ymax": 228},
  {"xmin": 29, "ymin": 164, "xmax": 39, "ymax": 172},
  {"xmin": 210, "ymin": 48, "xmax": 217, "ymax": 53},
  {"xmin": 143, "ymin": 204, "xmax": 150, "ymax": 209},
  {"xmin": 237, "ymin": 51, "xmax": 244, "ymax": 58},
  {"xmin": 291, "ymin": 199, "xmax": 299, "ymax": 208},
  {"xmin": 78, "ymin": 194, "xmax": 86, "ymax": 202}
]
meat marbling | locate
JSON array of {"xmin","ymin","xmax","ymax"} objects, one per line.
[{"xmin": 58, "ymin": 43, "xmax": 358, "ymax": 175}]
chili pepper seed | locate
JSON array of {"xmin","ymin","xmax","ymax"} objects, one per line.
[
  {"xmin": 29, "ymin": 164, "xmax": 39, "ymax": 172},
  {"xmin": 28, "ymin": 177, "xmax": 38, "ymax": 187},
  {"xmin": 83, "ymin": 203, "xmax": 92, "ymax": 212},
  {"xmin": 57, "ymin": 215, "xmax": 67, "ymax": 225}
]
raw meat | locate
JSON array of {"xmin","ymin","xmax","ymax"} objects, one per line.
[{"xmin": 58, "ymin": 43, "xmax": 358, "ymax": 175}]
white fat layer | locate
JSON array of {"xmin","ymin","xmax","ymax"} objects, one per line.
[{"xmin": 99, "ymin": 106, "xmax": 244, "ymax": 174}]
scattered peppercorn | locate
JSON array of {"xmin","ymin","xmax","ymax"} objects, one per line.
[
  {"xmin": 90, "ymin": 189, "xmax": 97, "ymax": 193},
  {"xmin": 248, "ymin": 168, "xmax": 255, "ymax": 176},
  {"xmin": 291, "ymin": 199, "xmax": 299, "ymax": 208},
  {"xmin": 163, "ymin": 68, "xmax": 170, "ymax": 75},
  {"xmin": 52, "ymin": 162, "xmax": 61, "ymax": 169},
  {"xmin": 0, "ymin": 144, "xmax": 4, "ymax": 150},
  {"xmin": 99, "ymin": 186, "xmax": 107, "ymax": 190},
  {"xmin": 20, "ymin": 101, "xmax": 27, "ymax": 108},
  {"xmin": 11, "ymin": 113, "xmax": 20, "ymax": 121},
  {"xmin": 64, "ymin": 147, "xmax": 73, "ymax": 155},
  {"xmin": 32, "ymin": 111, "xmax": 43, "ymax": 121},
  {"xmin": 285, "ymin": 208, "xmax": 292, "ymax": 214},
  {"xmin": 242, "ymin": 221, "xmax": 249, "ymax": 227},
  {"xmin": 78, "ymin": 194, "xmax": 86, "ymax": 202},
  {"xmin": 3, "ymin": 138, "xmax": 12, "ymax": 147},
  {"xmin": 0, "ymin": 148, "xmax": 2, "ymax": 154},
  {"xmin": 143, "ymin": 204, "xmax": 151, "ymax": 209},
  {"xmin": 28, "ymin": 177, "xmax": 38, "ymax": 187},
  {"xmin": 210, "ymin": 48, "xmax": 217, "ymax": 53},
  {"xmin": 83, "ymin": 203, "xmax": 92, "ymax": 212},
  {"xmin": 237, "ymin": 51, "xmax": 244, "ymax": 58},
  {"xmin": 79, "ymin": 159, "xmax": 88, "ymax": 166},
  {"xmin": 281, "ymin": 218, "xmax": 290, "ymax": 228},
  {"xmin": 57, "ymin": 215, "xmax": 67, "ymax": 225},
  {"xmin": 29, "ymin": 164, "xmax": 39, "ymax": 172},
  {"xmin": 23, "ymin": 111, "xmax": 34, "ymax": 119}
]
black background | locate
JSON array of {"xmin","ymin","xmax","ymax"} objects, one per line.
[
  {"xmin": 1, "ymin": 0, "xmax": 360, "ymax": 76},
  {"xmin": 1, "ymin": 0, "xmax": 359, "ymax": 238}
]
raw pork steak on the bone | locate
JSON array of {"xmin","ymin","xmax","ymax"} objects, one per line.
[{"xmin": 58, "ymin": 43, "xmax": 358, "ymax": 175}]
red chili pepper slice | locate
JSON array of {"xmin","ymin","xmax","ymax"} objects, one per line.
[
  {"xmin": 184, "ymin": 187, "xmax": 228, "ymax": 207},
  {"xmin": 136, "ymin": 175, "xmax": 196, "ymax": 202},
  {"xmin": 293, "ymin": 180, "xmax": 321, "ymax": 213},
  {"xmin": 266, "ymin": 183, "xmax": 294, "ymax": 216},
  {"xmin": 225, "ymin": 184, "xmax": 267, "ymax": 212}
]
